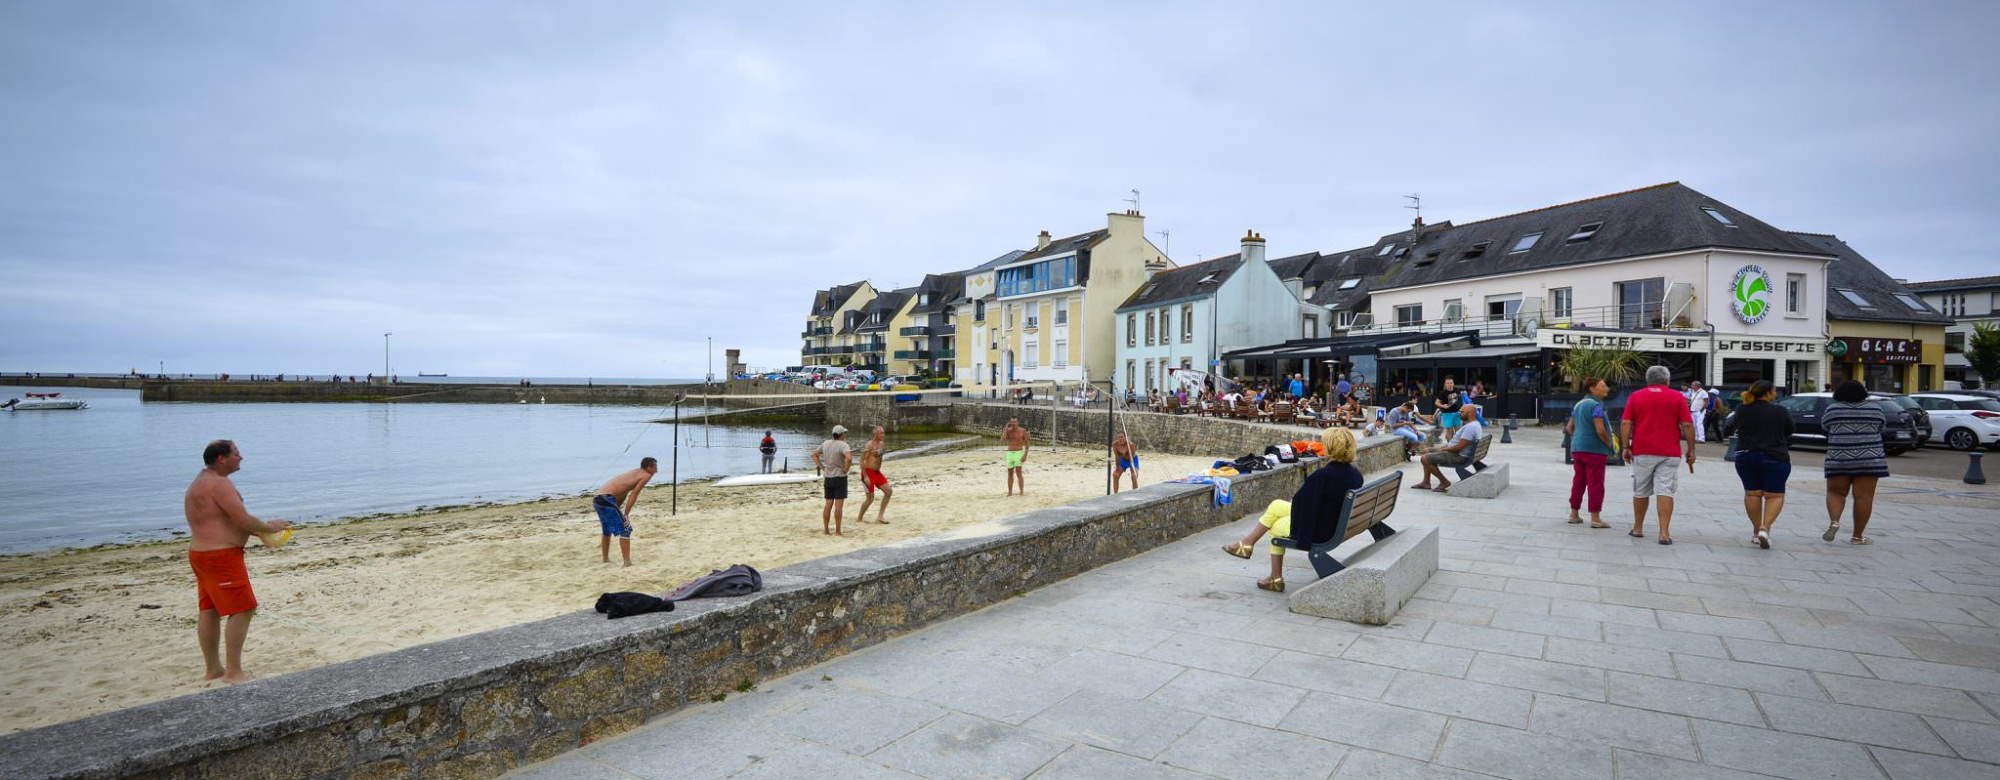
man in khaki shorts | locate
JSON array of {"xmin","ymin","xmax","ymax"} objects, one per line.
[{"xmin": 1620, "ymin": 366, "xmax": 1696, "ymax": 544}]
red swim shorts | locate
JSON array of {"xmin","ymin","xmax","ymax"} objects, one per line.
[
  {"xmin": 862, "ymin": 468, "xmax": 889, "ymax": 493},
  {"xmin": 189, "ymin": 547, "xmax": 259, "ymax": 616}
]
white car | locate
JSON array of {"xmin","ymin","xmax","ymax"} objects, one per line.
[{"xmin": 1911, "ymin": 394, "xmax": 2000, "ymax": 451}]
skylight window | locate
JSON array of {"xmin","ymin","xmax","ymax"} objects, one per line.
[
  {"xmin": 1566, "ymin": 222, "xmax": 1603, "ymax": 244},
  {"xmin": 1462, "ymin": 242, "xmax": 1490, "ymax": 260},
  {"xmin": 1197, "ymin": 274, "xmax": 1218, "ymax": 284},
  {"xmin": 1702, "ymin": 207, "xmax": 1737, "ymax": 227},
  {"xmin": 1339, "ymin": 279, "xmax": 1360, "ymax": 290},
  {"xmin": 1893, "ymin": 293, "xmax": 1926, "ymax": 310},
  {"xmin": 1837, "ymin": 288, "xmax": 1875, "ymax": 308},
  {"xmin": 1376, "ymin": 244, "xmax": 1395, "ymax": 257},
  {"xmin": 1511, "ymin": 232, "xmax": 1543, "ymax": 253}
]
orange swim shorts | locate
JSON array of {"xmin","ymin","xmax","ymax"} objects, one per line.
[
  {"xmin": 862, "ymin": 468, "xmax": 889, "ymax": 493},
  {"xmin": 189, "ymin": 547, "xmax": 259, "ymax": 616}
]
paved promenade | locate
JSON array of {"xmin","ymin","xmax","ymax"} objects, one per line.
[{"xmin": 505, "ymin": 429, "xmax": 2000, "ymax": 780}]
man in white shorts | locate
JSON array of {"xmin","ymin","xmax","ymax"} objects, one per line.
[{"xmin": 1621, "ymin": 366, "xmax": 1697, "ymax": 544}]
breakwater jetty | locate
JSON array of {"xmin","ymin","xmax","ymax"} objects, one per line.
[{"xmin": 0, "ymin": 377, "xmax": 824, "ymax": 407}]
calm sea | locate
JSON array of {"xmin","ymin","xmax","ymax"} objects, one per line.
[{"xmin": 0, "ymin": 386, "xmax": 827, "ymax": 553}]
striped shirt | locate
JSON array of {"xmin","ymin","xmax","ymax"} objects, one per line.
[{"xmin": 1821, "ymin": 401, "xmax": 1888, "ymax": 478}]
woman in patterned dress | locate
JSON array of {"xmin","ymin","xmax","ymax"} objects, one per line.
[{"xmin": 1820, "ymin": 380, "xmax": 1888, "ymax": 545}]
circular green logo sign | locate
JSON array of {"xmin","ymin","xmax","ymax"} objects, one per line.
[
  {"xmin": 1827, "ymin": 339, "xmax": 1849, "ymax": 358},
  {"xmin": 1731, "ymin": 265, "xmax": 1774, "ymax": 324}
]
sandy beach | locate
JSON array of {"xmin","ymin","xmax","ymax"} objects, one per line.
[{"xmin": 0, "ymin": 443, "xmax": 1218, "ymax": 733}]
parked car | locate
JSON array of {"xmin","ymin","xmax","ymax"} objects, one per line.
[
  {"xmin": 1734, "ymin": 392, "xmax": 1920, "ymax": 455},
  {"xmin": 1911, "ymin": 394, "xmax": 2000, "ymax": 451},
  {"xmin": 1873, "ymin": 394, "xmax": 1931, "ymax": 446}
]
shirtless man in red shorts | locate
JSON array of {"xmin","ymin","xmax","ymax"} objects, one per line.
[
  {"xmin": 184, "ymin": 440, "xmax": 290, "ymax": 684},
  {"xmin": 854, "ymin": 426, "xmax": 893, "ymax": 523}
]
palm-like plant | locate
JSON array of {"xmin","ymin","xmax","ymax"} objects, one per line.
[{"xmin": 1558, "ymin": 346, "xmax": 1644, "ymax": 392}]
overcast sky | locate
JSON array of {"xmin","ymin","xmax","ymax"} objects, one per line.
[{"xmin": 3, "ymin": 1, "xmax": 1995, "ymax": 379}]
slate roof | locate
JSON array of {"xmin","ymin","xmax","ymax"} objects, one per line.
[
  {"xmin": 1370, "ymin": 182, "xmax": 1834, "ymax": 291},
  {"xmin": 1268, "ymin": 251, "xmax": 1322, "ymax": 282},
  {"xmin": 945, "ymin": 249, "xmax": 1030, "ymax": 305},
  {"xmin": 1906, "ymin": 275, "xmax": 2000, "ymax": 293},
  {"xmin": 1115, "ymin": 255, "xmax": 1240, "ymax": 312},
  {"xmin": 855, "ymin": 289, "xmax": 913, "ymax": 332},
  {"xmin": 1013, "ymin": 229, "xmax": 1109, "ymax": 264},
  {"xmin": 810, "ymin": 281, "xmax": 868, "ymax": 317},
  {"xmin": 1786, "ymin": 232, "xmax": 1953, "ymax": 325},
  {"xmin": 910, "ymin": 273, "xmax": 964, "ymax": 315},
  {"xmin": 1308, "ymin": 275, "xmax": 1373, "ymax": 311},
  {"xmin": 835, "ymin": 310, "xmax": 865, "ymax": 336}
]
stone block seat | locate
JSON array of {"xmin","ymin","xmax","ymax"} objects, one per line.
[{"xmin": 1445, "ymin": 436, "xmax": 1509, "ymax": 499}]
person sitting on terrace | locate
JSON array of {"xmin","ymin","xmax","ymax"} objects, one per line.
[{"xmin": 1221, "ymin": 427, "xmax": 1364, "ymax": 592}]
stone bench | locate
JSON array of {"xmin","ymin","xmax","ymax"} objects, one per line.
[
  {"xmin": 1290, "ymin": 523, "xmax": 1439, "ymax": 625},
  {"xmin": 1270, "ymin": 470, "xmax": 1404, "ymax": 577},
  {"xmin": 1445, "ymin": 436, "xmax": 1508, "ymax": 499}
]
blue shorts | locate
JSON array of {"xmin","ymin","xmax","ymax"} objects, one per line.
[
  {"xmin": 1733, "ymin": 451, "xmax": 1791, "ymax": 494},
  {"xmin": 593, "ymin": 495, "xmax": 630, "ymax": 538},
  {"xmin": 1117, "ymin": 456, "xmax": 1139, "ymax": 470},
  {"xmin": 1395, "ymin": 428, "xmax": 1422, "ymax": 444},
  {"xmin": 1440, "ymin": 412, "xmax": 1461, "ymax": 428}
]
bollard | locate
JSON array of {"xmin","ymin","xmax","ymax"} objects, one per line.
[
  {"xmin": 1562, "ymin": 427, "xmax": 1573, "ymax": 465},
  {"xmin": 1968, "ymin": 452, "xmax": 1987, "ymax": 485},
  {"xmin": 1723, "ymin": 435, "xmax": 1739, "ymax": 463},
  {"xmin": 1501, "ymin": 424, "xmax": 1514, "ymax": 444}
]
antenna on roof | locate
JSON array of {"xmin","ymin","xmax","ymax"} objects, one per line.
[
  {"xmin": 1154, "ymin": 229, "xmax": 1170, "ymax": 257},
  {"xmin": 1125, "ymin": 189, "xmax": 1141, "ymax": 213},
  {"xmin": 1404, "ymin": 193, "xmax": 1422, "ymax": 221}
]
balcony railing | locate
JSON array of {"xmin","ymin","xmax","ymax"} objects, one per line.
[
  {"xmin": 932, "ymin": 324, "xmax": 955, "ymax": 336},
  {"xmin": 899, "ymin": 326, "xmax": 930, "ymax": 337},
  {"xmin": 1354, "ymin": 300, "xmax": 1702, "ymax": 338},
  {"xmin": 827, "ymin": 346, "xmax": 855, "ymax": 355},
  {"xmin": 937, "ymin": 348, "xmax": 955, "ymax": 359},
  {"xmin": 894, "ymin": 350, "xmax": 932, "ymax": 360},
  {"xmin": 802, "ymin": 326, "xmax": 832, "ymax": 337}
]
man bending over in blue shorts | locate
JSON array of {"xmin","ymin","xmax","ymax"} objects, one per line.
[
  {"xmin": 1112, "ymin": 432, "xmax": 1140, "ymax": 493},
  {"xmin": 594, "ymin": 457, "xmax": 657, "ymax": 566}
]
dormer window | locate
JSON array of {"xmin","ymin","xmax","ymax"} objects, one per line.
[
  {"xmin": 1566, "ymin": 222, "xmax": 1603, "ymax": 244},
  {"xmin": 1702, "ymin": 207, "xmax": 1737, "ymax": 227},
  {"xmin": 1462, "ymin": 242, "xmax": 1491, "ymax": 260},
  {"xmin": 1376, "ymin": 244, "xmax": 1395, "ymax": 257},
  {"xmin": 1511, "ymin": 232, "xmax": 1543, "ymax": 253}
]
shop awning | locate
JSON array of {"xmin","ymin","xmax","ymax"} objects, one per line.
[
  {"xmin": 1223, "ymin": 330, "xmax": 1479, "ymax": 361},
  {"xmin": 1378, "ymin": 333, "xmax": 1476, "ymax": 355},
  {"xmin": 1379, "ymin": 342, "xmax": 1542, "ymax": 363}
]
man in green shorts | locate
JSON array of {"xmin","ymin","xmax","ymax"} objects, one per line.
[{"xmin": 1004, "ymin": 417, "xmax": 1030, "ymax": 496}]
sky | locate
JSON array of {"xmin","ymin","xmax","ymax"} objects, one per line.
[{"xmin": 3, "ymin": 1, "xmax": 1996, "ymax": 379}]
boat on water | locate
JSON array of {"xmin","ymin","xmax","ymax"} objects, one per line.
[
  {"xmin": 3, "ymin": 392, "xmax": 89, "ymax": 411},
  {"xmin": 418, "ymin": 372, "xmax": 448, "ymax": 377}
]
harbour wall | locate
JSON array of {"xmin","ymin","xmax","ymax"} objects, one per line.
[
  {"xmin": 134, "ymin": 381, "xmax": 708, "ymax": 405},
  {"xmin": 1, "ymin": 376, "xmax": 147, "ymax": 390},
  {"xmin": 0, "ymin": 431, "xmax": 1404, "ymax": 780}
]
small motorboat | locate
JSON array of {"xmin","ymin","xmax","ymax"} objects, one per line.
[{"xmin": 4, "ymin": 392, "xmax": 89, "ymax": 411}]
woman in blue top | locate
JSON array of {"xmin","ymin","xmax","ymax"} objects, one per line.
[
  {"xmin": 1565, "ymin": 377, "xmax": 1615, "ymax": 528},
  {"xmin": 1221, "ymin": 428, "xmax": 1365, "ymax": 592}
]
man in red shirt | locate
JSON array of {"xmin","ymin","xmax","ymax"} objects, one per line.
[{"xmin": 1620, "ymin": 365, "xmax": 1696, "ymax": 544}]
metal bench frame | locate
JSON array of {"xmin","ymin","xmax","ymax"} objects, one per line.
[{"xmin": 1271, "ymin": 469, "xmax": 1404, "ymax": 578}]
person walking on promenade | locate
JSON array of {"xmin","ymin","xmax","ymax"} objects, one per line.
[
  {"xmin": 1723, "ymin": 380, "xmax": 1792, "ymax": 548},
  {"xmin": 1821, "ymin": 380, "xmax": 1888, "ymax": 545},
  {"xmin": 594, "ymin": 457, "xmax": 657, "ymax": 566},
  {"xmin": 854, "ymin": 426, "xmax": 893, "ymax": 524},
  {"xmin": 1565, "ymin": 377, "xmax": 1615, "ymax": 528},
  {"xmin": 1621, "ymin": 366, "xmax": 1695, "ymax": 544},
  {"xmin": 183, "ymin": 440, "xmax": 291, "ymax": 684},
  {"xmin": 1222, "ymin": 428, "xmax": 1363, "ymax": 592},
  {"xmin": 758, "ymin": 430, "xmax": 778, "ymax": 474},
  {"xmin": 812, "ymin": 425, "xmax": 852, "ymax": 536},
  {"xmin": 1003, "ymin": 417, "xmax": 1031, "ymax": 496},
  {"xmin": 1112, "ymin": 431, "xmax": 1140, "ymax": 492},
  {"xmin": 1685, "ymin": 381, "xmax": 1711, "ymax": 443}
]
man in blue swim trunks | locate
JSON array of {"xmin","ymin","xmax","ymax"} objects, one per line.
[
  {"xmin": 1112, "ymin": 432, "xmax": 1140, "ymax": 492},
  {"xmin": 594, "ymin": 457, "xmax": 657, "ymax": 567},
  {"xmin": 1434, "ymin": 377, "xmax": 1463, "ymax": 438}
]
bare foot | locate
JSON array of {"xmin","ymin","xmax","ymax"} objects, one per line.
[
  {"xmin": 222, "ymin": 670, "xmax": 254, "ymax": 684},
  {"xmin": 623, "ymin": 561, "xmax": 632, "ymax": 567},
  {"xmin": 877, "ymin": 518, "xmax": 889, "ymax": 524},
  {"xmin": 835, "ymin": 530, "xmax": 844, "ymax": 536},
  {"xmin": 823, "ymin": 530, "xmax": 832, "ymax": 535},
  {"xmin": 203, "ymin": 669, "xmax": 226, "ymax": 682}
]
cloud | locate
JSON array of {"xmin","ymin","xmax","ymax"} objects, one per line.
[{"xmin": 2, "ymin": 1, "xmax": 1997, "ymax": 377}]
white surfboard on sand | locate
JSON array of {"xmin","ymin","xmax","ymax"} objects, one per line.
[{"xmin": 713, "ymin": 473, "xmax": 819, "ymax": 488}]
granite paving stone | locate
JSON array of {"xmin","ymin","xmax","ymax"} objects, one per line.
[
  {"xmin": 1033, "ymin": 648, "xmax": 1187, "ymax": 699},
  {"xmin": 1025, "ymin": 745, "xmax": 1210, "ymax": 780},
  {"xmin": 1156, "ymin": 716, "xmax": 1349, "ymax": 780},
  {"xmin": 1485, "ymin": 610, "xmax": 1604, "ymax": 641},
  {"xmin": 1527, "ymin": 694, "xmax": 1698, "ymax": 759},
  {"xmin": 1613, "ymin": 750, "xmax": 1796, "ymax": 780},
  {"xmin": 1277, "ymin": 691, "xmax": 1449, "ymax": 761},
  {"xmin": 1145, "ymin": 668, "xmax": 1306, "ymax": 728},
  {"xmin": 1141, "ymin": 632, "xmax": 1282, "ymax": 677},
  {"xmin": 1380, "ymin": 670, "xmax": 1535, "ymax": 727},
  {"xmin": 1869, "ymin": 746, "xmax": 2000, "ymax": 780},
  {"xmin": 1467, "ymin": 653, "xmax": 1608, "ymax": 701},
  {"xmin": 910, "ymin": 670, "xmax": 1082, "ymax": 725},
  {"xmin": 1448, "ymin": 586, "xmax": 1552, "ymax": 615},
  {"xmin": 726, "ymin": 741, "xmax": 920, "ymax": 780},
  {"xmin": 764, "ymin": 687, "xmax": 950, "ymax": 755},
  {"xmin": 1754, "ymin": 693, "xmax": 1953, "ymax": 754},
  {"xmin": 1342, "ymin": 634, "xmax": 1476, "ymax": 677},
  {"xmin": 1251, "ymin": 649, "xmax": 1399, "ymax": 700},
  {"xmin": 1896, "ymin": 635, "xmax": 2000, "ymax": 671},
  {"xmin": 1544, "ymin": 637, "xmax": 1674, "ymax": 677},
  {"xmin": 1773, "ymin": 624, "xmax": 1923, "ymax": 657},
  {"xmin": 1858, "ymin": 655, "xmax": 2000, "ymax": 695},
  {"xmin": 1607, "ymin": 671, "xmax": 1764, "ymax": 726},
  {"xmin": 1814, "ymin": 674, "xmax": 1998, "ymax": 723},
  {"xmin": 1689, "ymin": 719, "xmax": 1887, "ymax": 780},
  {"xmin": 1021, "ymin": 690, "xmax": 1203, "ymax": 759},
  {"xmin": 1436, "ymin": 721, "xmax": 1615, "ymax": 780},
  {"xmin": 1549, "ymin": 599, "xmax": 1660, "ymax": 628},
  {"xmin": 1328, "ymin": 749, "xmax": 1498, "ymax": 780},
  {"xmin": 1671, "ymin": 653, "xmax": 1828, "ymax": 699},
  {"xmin": 1925, "ymin": 716, "xmax": 2000, "ymax": 764},
  {"xmin": 1600, "ymin": 622, "xmax": 1730, "ymax": 658},
  {"xmin": 1656, "ymin": 611, "xmax": 1782, "ymax": 641},
  {"xmin": 1421, "ymin": 622, "xmax": 1548, "ymax": 658},
  {"xmin": 869, "ymin": 713, "xmax": 1070, "ymax": 780}
]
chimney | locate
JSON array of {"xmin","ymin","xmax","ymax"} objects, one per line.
[
  {"xmin": 1240, "ymin": 230, "xmax": 1267, "ymax": 266},
  {"xmin": 1036, "ymin": 230, "xmax": 1051, "ymax": 251},
  {"xmin": 1144, "ymin": 255, "xmax": 1170, "ymax": 278},
  {"xmin": 1409, "ymin": 216, "xmax": 1424, "ymax": 249}
]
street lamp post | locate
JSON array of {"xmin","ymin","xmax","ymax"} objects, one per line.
[{"xmin": 383, "ymin": 333, "xmax": 393, "ymax": 382}]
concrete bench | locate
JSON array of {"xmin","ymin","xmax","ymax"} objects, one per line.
[{"xmin": 1271, "ymin": 470, "xmax": 1403, "ymax": 578}]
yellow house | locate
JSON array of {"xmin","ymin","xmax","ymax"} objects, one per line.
[
  {"xmin": 1792, "ymin": 233, "xmax": 1952, "ymax": 393},
  {"xmin": 986, "ymin": 211, "xmax": 1170, "ymax": 389},
  {"xmin": 803, "ymin": 281, "xmax": 876, "ymax": 368}
]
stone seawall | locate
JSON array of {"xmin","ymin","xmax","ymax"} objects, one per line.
[
  {"xmin": 0, "ymin": 442, "xmax": 1402, "ymax": 780},
  {"xmin": 1, "ymin": 376, "xmax": 147, "ymax": 390}
]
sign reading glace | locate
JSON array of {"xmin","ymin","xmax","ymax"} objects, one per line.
[{"xmin": 1731, "ymin": 265, "xmax": 1774, "ymax": 324}]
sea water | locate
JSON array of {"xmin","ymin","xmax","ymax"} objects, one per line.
[{"xmin": 0, "ymin": 387, "xmax": 825, "ymax": 553}]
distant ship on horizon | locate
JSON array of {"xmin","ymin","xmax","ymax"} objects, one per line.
[{"xmin": 417, "ymin": 372, "xmax": 448, "ymax": 377}]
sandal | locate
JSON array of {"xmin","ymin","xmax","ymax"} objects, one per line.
[
  {"xmin": 1432, "ymin": 485, "xmax": 1450, "ymax": 493},
  {"xmin": 1849, "ymin": 537, "xmax": 1872, "ymax": 545},
  {"xmin": 1822, "ymin": 523, "xmax": 1840, "ymax": 542},
  {"xmin": 1567, "ymin": 517, "xmax": 1584, "ymax": 525},
  {"xmin": 1256, "ymin": 577, "xmax": 1286, "ymax": 593},
  {"xmin": 1590, "ymin": 522, "xmax": 1610, "ymax": 529},
  {"xmin": 1222, "ymin": 542, "xmax": 1254, "ymax": 559},
  {"xmin": 1628, "ymin": 530, "xmax": 1645, "ymax": 538},
  {"xmin": 1658, "ymin": 538, "xmax": 1674, "ymax": 545}
]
